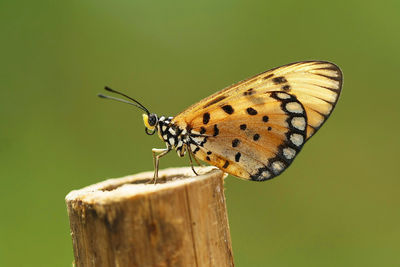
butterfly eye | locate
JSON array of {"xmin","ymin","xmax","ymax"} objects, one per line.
[{"xmin": 147, "ymin": 114, "xmax": 158, "ymax": 127}]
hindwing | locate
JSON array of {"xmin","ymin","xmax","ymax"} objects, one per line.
[{"xmin": 187, "ymin": 91, "xmax": 307, "ymax": 180}]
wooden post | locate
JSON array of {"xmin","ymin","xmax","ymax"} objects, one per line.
[{"xmin": 65, "ymin": 167, "xmax": 234, "ymax": 267}]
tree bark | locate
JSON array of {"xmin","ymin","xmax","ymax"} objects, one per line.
[{"xmin": 65, "ymin": 166, "xmax": 234, "ymax": 267}]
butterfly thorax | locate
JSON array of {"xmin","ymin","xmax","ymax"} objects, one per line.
[{"xmin": 156, "ymin": 116, "xmax": 189, "ymax": 157}]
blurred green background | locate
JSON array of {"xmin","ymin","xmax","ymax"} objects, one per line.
[{"xmin": 1, "ymin": 0, "xmax": 399, "ymax": 266}]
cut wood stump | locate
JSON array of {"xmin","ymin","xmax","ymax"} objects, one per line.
[{"xmin": 65, "ymin": 167, "xmax": 234, "ymax": 267}]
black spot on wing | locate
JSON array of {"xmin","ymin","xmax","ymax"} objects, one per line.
[
  {"xmin": 232, "ymin": 139, "xmax": 240, "ymax": 147},
  {"xmin": 235, "ymin": 152, "xmax": 241, "ymax": 162},
  {"xmin": 213, "ymin": 124, "xmax": 219, "ymax": 137},
  {"xmin": 272, "ymin": 76, "xmax": 287, "ymax": 84},
  {"xmin": 199, "ymin": 137, "xmax": 208, "ymax": 147},
  {"xmin": 221, "ymin": 105, "xmax": 234, "ymax": 114},
  {"xmin": 243, "ymin": 88, "xmax": 254, "ymax": 96},
  {"xmin": 222, "ymin": 161, "xmax": 229, "ymax": 168},
  {"xmin": 203, "ymin": 96, "xmax": 226, "ymax": 108},
  {"xmin": 263, "ymin": 73, "xmax": 274, "ymax": 80},
  {"xmin": 253, "ymin": 134, "xmax": 260, "ymax": 141},
  {"xmin": 203, "ymin": 113, "xmax": 210, "ymax": 124},
  {"xmin": 246, "ymin": 107, "xmax": 258, "ymax": 115}
]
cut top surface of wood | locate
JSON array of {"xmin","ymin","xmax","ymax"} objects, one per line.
[{"xmin": 66, "ymin": 166, "xmax": 226, "ymax": 204}]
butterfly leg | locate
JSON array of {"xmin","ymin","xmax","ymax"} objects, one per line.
[
  {"xmin": 151, "ymin": 147, "xmax": 171, "ymax": 184},
  {"xmin": 193, "ymin": 153, "xmax": 203, "ymax": 167},
  {"xmin": 187, "ymin": 148, "xmax": 199, "ymax": 176}
]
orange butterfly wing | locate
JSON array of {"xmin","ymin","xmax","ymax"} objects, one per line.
[
  {"xmin": 172, "ymin": 61, "xmax": 342, "ymax": 180},
  {"xmin": 174, "ymin": 61, "xmax": 342, "ymax": 139},
  {"xmin": 186, "ymin": 91, "xmax": 307, "ymax": 180}
]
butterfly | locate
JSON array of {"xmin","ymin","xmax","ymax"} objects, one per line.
[{"xmin": 99, "ymin": 61, "xmax": 342, "ymax": 182}]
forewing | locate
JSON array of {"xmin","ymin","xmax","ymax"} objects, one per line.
[{"xmin": 173, "ymin": 61, "xmax": 342, "ymax": 139}]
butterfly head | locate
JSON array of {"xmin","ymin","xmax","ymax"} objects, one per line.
[
  {"xmin": 142, "ymin": 113, "xmax": 158, "ymax": 135},
  {"xmin": 98, "ymin": 86, "xmax": 158, "ymax": 135}
]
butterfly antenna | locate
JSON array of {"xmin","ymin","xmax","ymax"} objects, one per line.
[
  {"xmin": 98, "ymin": 93, "xmax": 150, "ymax": 114},
  {"xmin": 103, "ymin": 86, "xmax": 150, "ymax": 114}
]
